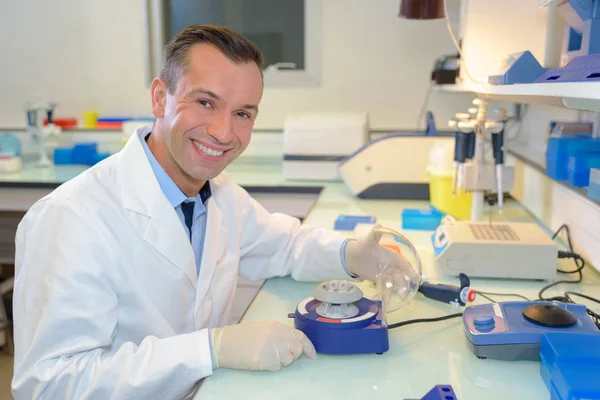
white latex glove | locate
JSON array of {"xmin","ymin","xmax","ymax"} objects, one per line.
[
  {"xmin": 210, "ymin": 321, "xmax": 317, "ymax": 371},
  {"xmin": 344, "ymin": 225, "xmax": 416, "ymax": 283}
]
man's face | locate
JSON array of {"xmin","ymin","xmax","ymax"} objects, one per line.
[{"xmin": 152, "ymin": 43, "xmax": 263, "ymax": 187}]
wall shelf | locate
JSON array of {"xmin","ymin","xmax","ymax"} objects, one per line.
[{"xmin": 435, "ymin": 81, "xmax": 600, "ymax": 112}]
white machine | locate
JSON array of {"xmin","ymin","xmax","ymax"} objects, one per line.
[
  {"xmin": 338, "ymin": 134, "xmax": 454, "ymax": 199},
  {"xmin": 432, "ymin": 219, "xmax": 558, "ymax": 280},
  {"xmin": 283, "ymin": 112, "xmax": 369, "ymax": 181}
]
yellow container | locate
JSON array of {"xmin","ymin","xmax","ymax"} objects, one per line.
[
  {"xmin": 83, "ymin": 111, "xmax": 100, "ymax": 129},
  {"xmin": 428, "ymin": 167, "xmax": 472, "ymax": 220}
]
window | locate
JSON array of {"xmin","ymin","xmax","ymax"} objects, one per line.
[{"xmin": 144, "ymin": 0, "xmax": 321, "ymax": 87}]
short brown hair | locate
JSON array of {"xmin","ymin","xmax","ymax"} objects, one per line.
[{"xmin": 160, "ymin": 24, "xmax": 264, "ymax": 93}]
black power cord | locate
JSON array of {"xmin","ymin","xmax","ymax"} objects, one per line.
[
  {"xmin": 538, "ymin": 224, "xmax": 586, "ymax": 301},
  {"xmin": 388, "ymin": 312, "xmax": 464, "ymax": 330},
  {"xmin": 388, "ymin": 224, "xmax": 598, "ymax": 330}
]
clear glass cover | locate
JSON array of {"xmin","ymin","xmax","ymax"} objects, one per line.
[{"xmin": 372, "ymin": 227, "xmax": 423, "ymax": 314}]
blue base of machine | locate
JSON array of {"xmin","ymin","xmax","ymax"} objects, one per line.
[
  {"xmin": 463, "ymin": 302, "xmax": 600, "ymax": 361},
  {"xmin": 294, "ymin": 297, "xmax": 389, "ymax": 354}
]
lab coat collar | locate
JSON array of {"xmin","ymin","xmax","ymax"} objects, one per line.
[{"xmin": 117, "ymin": 127, "xmax": 223, "ymax": 291}]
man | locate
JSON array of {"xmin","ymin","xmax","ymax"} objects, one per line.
[{"xmin": 12, "ymin": 25, "xmax": 411, "ymax": 399}]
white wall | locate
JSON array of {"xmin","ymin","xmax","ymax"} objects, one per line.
[{"xmin": 0, "ymin": 0, "xmax": 472, "ymax": 130}]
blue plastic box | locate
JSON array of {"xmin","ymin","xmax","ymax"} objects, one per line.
[
  {"xmin": 546, "ymin": 137, "xmax": 600, "ymax": 180},
  {"xmin": 568, "ymin": 154, "xmax": 600, "ymax": 187},
  {"xmin": 71, "ymin": 143, "xmax": 98, "ymax": 165},
  {"xmin": 539, "ymin": 333, "xmax": 600, "ymax": 400},
  {"xmin": 334, "ymin": 215, "xmax": 376, "ymax": 231},
  {"xmin": 588, "ymin": 182, "xmax": 600, "ymax": 202},
  {"xmin": 402, "ymin": 207, "xmax": 444, "ymax": 231},
  {"xmin": 53, "ymin": 148, "xmax": 73, "ymax": 164}
]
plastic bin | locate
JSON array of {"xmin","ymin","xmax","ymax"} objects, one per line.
[
  {"xmin": 428, "ymin": 166, "xmax": 472, "ymax": 220},
  {"xmin": 53, "ymin": 148, "xmax": 73, "ymax": 164},
  {"xmin": 71, "ymin": 143, "xmax": 98, "ymax": 165},
  {"xmin": 567, "ymin": 153, "xmax": 600, "ymax": 187},
  {"xmin": 546, "ymin": 137, "xmax": 600, "ymax": 180},
  {"xmin": 402, "ymin": 207, "xmax": 444, "ymax": 230}
]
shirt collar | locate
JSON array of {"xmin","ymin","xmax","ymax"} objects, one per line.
[{"xmin": 141, "ymin": 132, "xmax": 212, "ymax": 207}]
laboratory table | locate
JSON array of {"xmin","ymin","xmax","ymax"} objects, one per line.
[{"xmin": 1, "ymin": 159, "xmax": 599, "ymax": 399}]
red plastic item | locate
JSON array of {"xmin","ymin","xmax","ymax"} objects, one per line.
[{"xmin": 44, "ymin": 118, "xmax": 78, "ymax": 128}]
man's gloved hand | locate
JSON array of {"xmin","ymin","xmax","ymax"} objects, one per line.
[
  {"xmin": 210, "ymin": 321, "xmax": 317, "ymax": 371},
  {"xmin": 344, "ymin": 225, "xmax": 415, "ymax": 282}
]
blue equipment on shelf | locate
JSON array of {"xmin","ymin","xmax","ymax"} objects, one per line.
[
  {"xmin": 488, "ymin": 51, "xmax": 548, "ymax": 84},
  {"xmin": 535, "ymin": 53, "xmax": 600, "ymax": 83},
  {"xmin": 545, "ymin": 137, "xmax": 600, "ymax": 180},
  {"xmin": 334, "ymin": 215, "xmax": 376, "ymax": 231},
  {"xmin": 290, "ymin": 280, "xmax": 389, "ymax": 355},
  {"xmin": 463, "ymin": 301, "xmax": 600, "ymax": 361},
  {"xmin": 588, "ymin": 168, "xmax": 600, "ymax": 201},
  {"xmin": 568, "ymin": 153, "xmax": 600, "ymax": 186},
  {"xmin": 557, "ymin": 0, "xmax": 600, "ymax": 65}
]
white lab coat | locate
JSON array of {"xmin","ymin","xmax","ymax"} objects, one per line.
[{"xmin": 12, "ymin": 126, "xmax": 349, "ymax": 400}]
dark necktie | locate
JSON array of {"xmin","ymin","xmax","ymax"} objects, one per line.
[{"xmin": 181, "ymin": 201, "xmax": 195, "ymax": 239}]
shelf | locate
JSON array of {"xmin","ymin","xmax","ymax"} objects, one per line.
[{"xmin": 435, "ymin": 81, "xmax": 600, "ymax": 112}]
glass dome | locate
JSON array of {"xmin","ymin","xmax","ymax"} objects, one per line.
[{"xmin": 371, "ymin": 226, "xmax": 423, "ymax": 313}]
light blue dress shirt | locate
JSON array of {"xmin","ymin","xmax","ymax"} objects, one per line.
[{"xmin": 141, "ymin": 134, "xmax": 209, "ymax": 276}]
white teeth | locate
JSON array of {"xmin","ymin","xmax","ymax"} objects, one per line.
[{"xmin": 193, "ymin": 140, "xmax": 223, "ymax": 156}]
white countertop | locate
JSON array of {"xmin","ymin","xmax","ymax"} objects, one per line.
[
  {"xmin": 3, "ymin": 159, "xmax": 599, "ymax": 399},
  {"xmin": 196, "ymin": 193, "xmax": 600, "ymax": 399}
]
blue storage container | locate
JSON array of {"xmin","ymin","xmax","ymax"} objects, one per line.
[
  {"xmin": 53, "ymin": 148, "xmax": 73, "ymax": 164},
  {"xmin": 71, "ymin": 143, "xmax": 98, "ymax": 165},
  {"xmin": 588, "ymin": 181, "xmax": 600, "ymax": 202},
  {"xmin": 546, "ymin": 137, "xmax": 600, "ymax": 180},
  {"xmin": 402, "ymin": 207, "xmax": 444, "ymax": 231},
  {"xmin": 591, "ymin": 168, "xmax": 600, "ymax": 185},
  {"xmin": 539, "ymin": 333, "xmax": 600, "ymax": 400},
  {"xmin": 568, "ymin": 153, "xmax": 600, "ymax": 187}
]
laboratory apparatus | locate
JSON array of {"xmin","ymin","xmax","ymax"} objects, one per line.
[
  {"xmin": 418, "ymin": 273, "xmax": 476, "ymax": 307},
  {"xmin": 290, "ymin": 227, "xmax": 422, "ymax": 354},
  {"xmin": 432, "ymin": 218, "xmax": 558, "ymax": 280},
  {"xmin": 448, "ymin": 100, "xmax": 515, "ymax": 220},
  {"xmin": 488, "ymin": 51, "xmax": 547, "ymax": 85},
  {"xmin": 283, "ymin": 112, "xmax": 369, "ymax": 181},
  {"xmin": 24, "ymin": 97, "xmax": 62, "ymax": 167},
  {"xmin": 291, "ymin": 227, "xmax": 475, "ymax": 354},
  {"xmin": 463, "ymin": 301, "xmax": 600, "ymax": 361},
  {"xmin": 338, "ymin": 133, "xmax": 454, "ymax": 200}
]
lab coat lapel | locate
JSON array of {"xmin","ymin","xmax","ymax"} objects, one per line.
[
  {"xmin": 194, "ymin": 196, "xmax": 223, "ymax": 319},
  {"xmin": 118, "ymin": 127, "xmax": 197, "ymax": 288}
]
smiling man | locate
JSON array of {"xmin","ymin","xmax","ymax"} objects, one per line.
[{"xmin": 12, "ymin": 25, "xmax": 413, "ymax": 399}]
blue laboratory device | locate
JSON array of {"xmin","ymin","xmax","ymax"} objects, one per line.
[
  {"xmin": 463, "ymin": 301, "xmax": 600, "ymax": 361},
  {"xmin": 488, "ymin": 51, "xmax": 547, "ymax": 84},
  {"xmin": 290, "ymin": 280, "xmax": 389, "ymax": 354}
]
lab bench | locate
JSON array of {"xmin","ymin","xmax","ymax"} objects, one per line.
[{"xmin": 1, "ymin": 159, "xmax": 599, "ymax": 399}]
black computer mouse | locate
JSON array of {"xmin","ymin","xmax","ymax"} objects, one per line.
[{"xmin": 522, "ymin": 303, "xmax": 578, "ymax": 327}]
